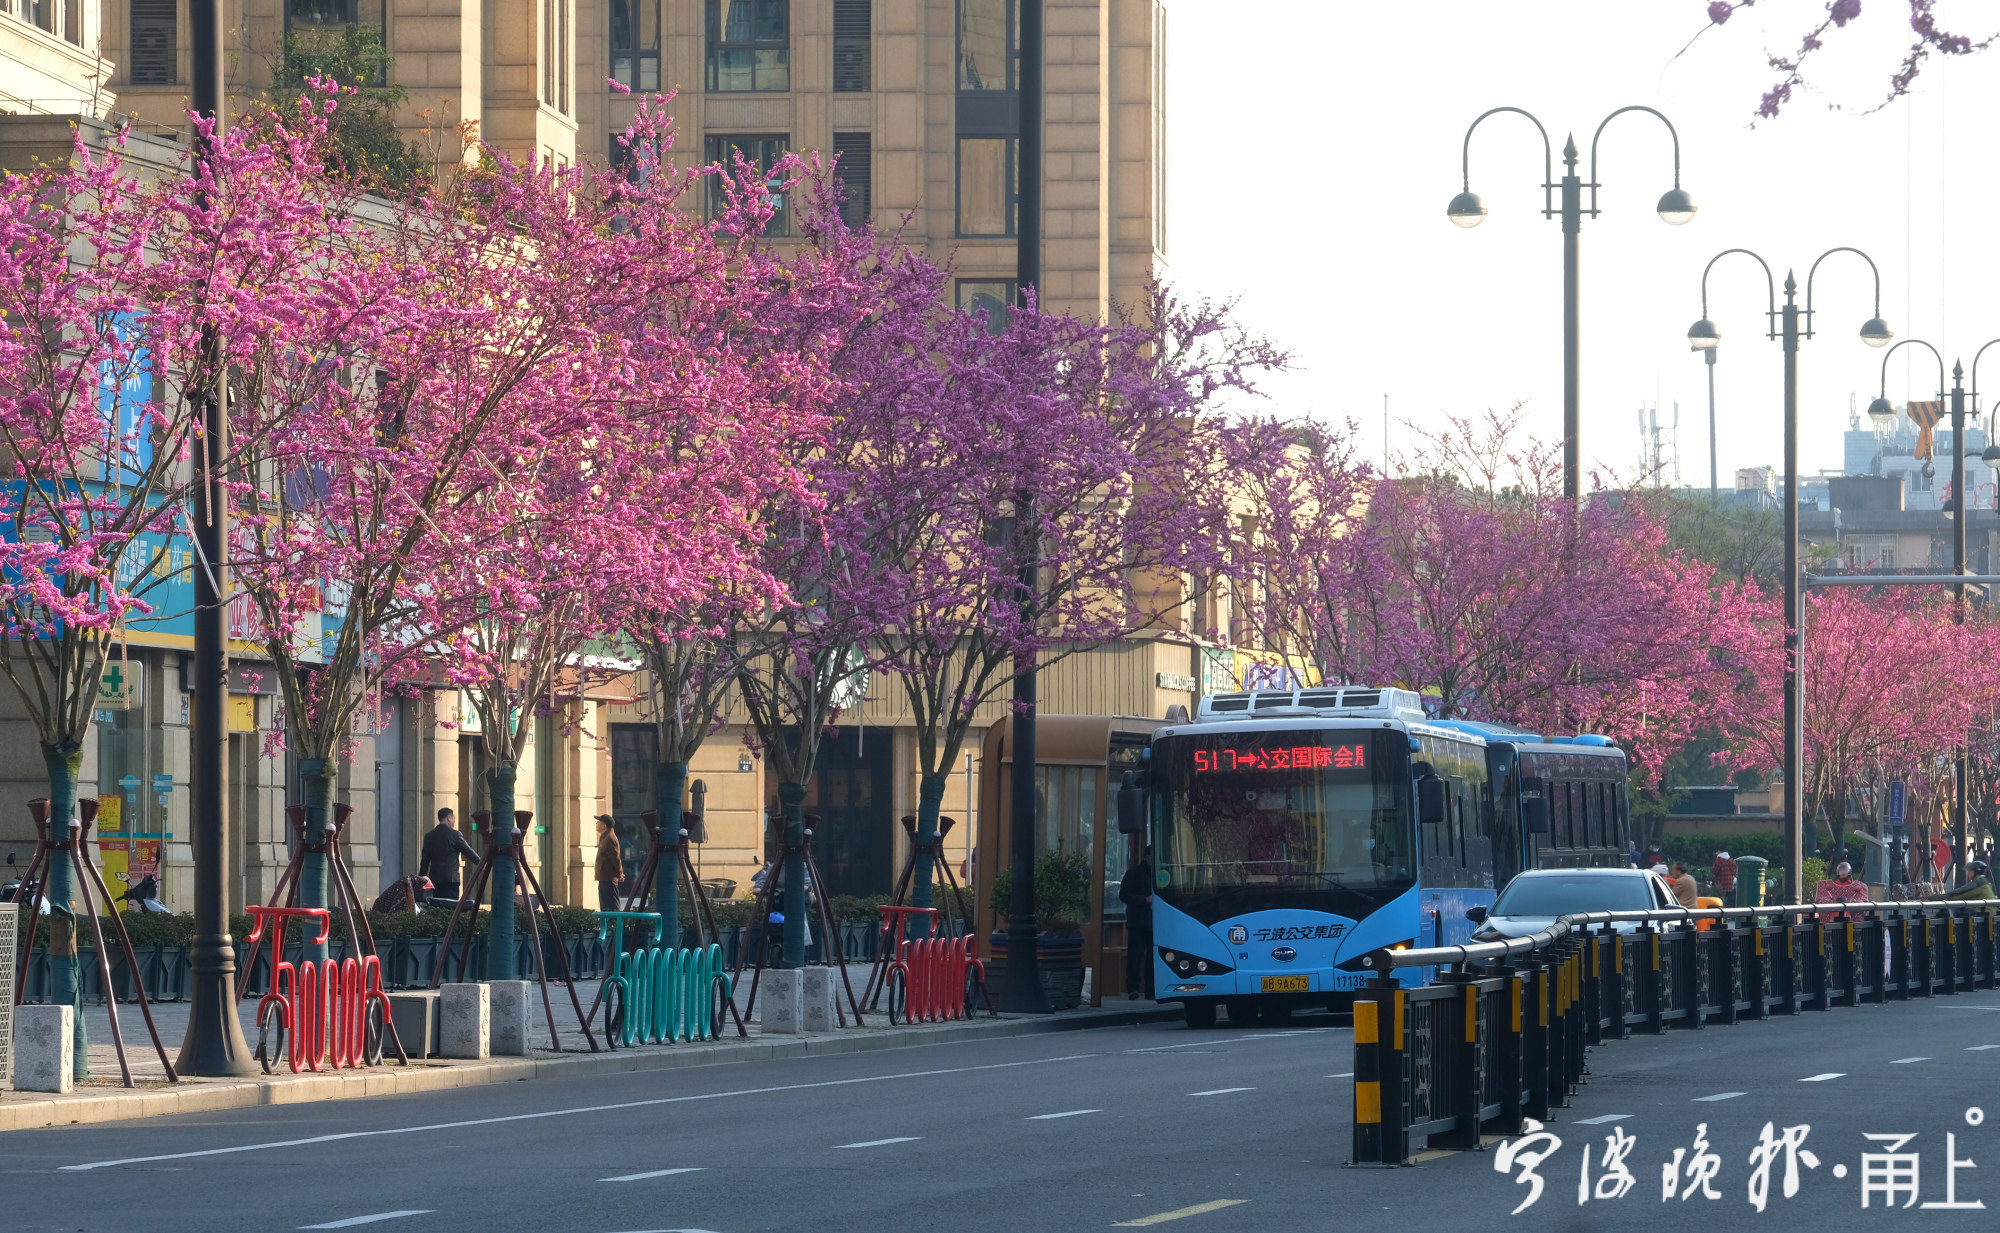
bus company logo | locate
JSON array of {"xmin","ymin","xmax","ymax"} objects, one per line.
[
  {"xmin": 1270, "ymin": 946, "xmax": 1298, "ymax": 962},
  {"xmin": 1228, "ymin": 926, "xmax": 1248, "ymax": 944},
  {"xmin": 1252, "ymin": 924, "xmax": 1346, "ymax": 942}
]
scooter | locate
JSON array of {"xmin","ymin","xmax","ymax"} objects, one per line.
[
  {"xmin": 3, "ymin": 854, "xmax": 49, "ymax": 914},
  {"xmin": 116, "ymin": 872, "xmax": 171, "ymax": 914}
]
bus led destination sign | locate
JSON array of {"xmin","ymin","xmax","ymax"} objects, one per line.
[{"xmin": 1193, "ymin": 743, "xmax": 1366, "ymax": 773}]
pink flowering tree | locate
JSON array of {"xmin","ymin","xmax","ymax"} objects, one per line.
[
  {"xmin": 1731, "ymin": 587, "xmax": 2000, "ymax": 858},
  {"xmin": 1692, "ymin": 1, "xmax": 1991, "ymax": 118},
  {"xmin": 407, "ymin": 117, "xmax": 800, "ymax": 976},
  {"xmin": 606, "ymin": 134, "xmax": 832, "ymax": 934},
  {"xmin": 871, "ymin": 284, "xmax": 1286, "ymax": 933},
  {"xmin": 0, "ymin": 111, "xmax": 400, "ymax": 1070},
  {"xmin": 1234, "ymin": 411, "xmax": 1776, "ymax": 783}
]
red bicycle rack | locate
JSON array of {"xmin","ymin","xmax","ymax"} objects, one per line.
[
  {"xmin": 246, "ymin": 906, "xmax": 395, "ymax": 1074},
  {"xmin": 876, "ymin": 906, "xmax": 986, "ymax": 1025}
]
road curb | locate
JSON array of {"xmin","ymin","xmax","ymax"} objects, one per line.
[{"xmin": 0, "ymin": 1004, "xmax": 1181, "ymax": 1133}]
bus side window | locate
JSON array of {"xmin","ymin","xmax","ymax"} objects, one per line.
[
  {"xmin": 1451, "ymin": 778, "xmax": 1468, "ymax": 868},
  {"xmin": 1586, "ymin": 780, "xmax": 1604, "ymax": 849},
  {"xmin": 1551, "ymin": 780, "xmax": 1570, "ymax": 849}
]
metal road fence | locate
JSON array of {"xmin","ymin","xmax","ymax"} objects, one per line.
[{"xmin": 1347, "ymin": 900, "xmax": 2000, "ymax": 1166}]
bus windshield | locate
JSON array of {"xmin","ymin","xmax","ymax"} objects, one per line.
[{"xmin": 1153, "ymin": 728, "xmax": 1414, "ymax": 922}]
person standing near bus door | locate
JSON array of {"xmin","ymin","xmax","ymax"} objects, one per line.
[{"xmin": 1121, "ymin": 847, "xmax": 1155, "ymax": 1000}]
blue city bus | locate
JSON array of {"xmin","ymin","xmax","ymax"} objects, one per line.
[{"xmin": 1120, "ymin": 686, "xmax": 1630, "ymax": 1028}]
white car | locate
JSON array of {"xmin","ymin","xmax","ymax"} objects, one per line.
[{"xmin": 1467, "ymin": 867, "xmax": 1684, "ymax": 942}]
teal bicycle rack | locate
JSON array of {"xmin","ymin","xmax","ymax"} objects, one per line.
[{"xmin": 596, "ymin": 911, "xmax": 733, "ymax": 1047}]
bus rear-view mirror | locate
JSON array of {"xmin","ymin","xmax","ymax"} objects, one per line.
[
  {"xmin": 1522, "ymin": 792, "xmax": 1550, "ymax": 834},
  {"xmin": 1117, "ymin": 771, "xmax": 1145, "ymax": 835}
]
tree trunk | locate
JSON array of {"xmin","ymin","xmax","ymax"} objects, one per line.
[
  {"xmin": 297, "ymin": 757, "xmax": 335, "ymax": 967},
  {"xmin": 654, "ymin": 759, "xmax": 687, "ymax": 948},
  {"xmin": 908, "ymin": 771, "xmax": 949, "ymax": 940},
  {"xmin": 485, "ymin": 762, "xmax": 518, "ymax": 980},
  {"xmin": 778, "ymin": 778, "xmax": 807, "ymax": 968},
  {"xmin": 41, "ymin": 742, "xmax": 87, "ymax": 1079}
]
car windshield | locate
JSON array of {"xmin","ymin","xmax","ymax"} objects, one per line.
[{"xmin": 1492, "ymin": 874, "xmax": 1653, "ymax": 917}]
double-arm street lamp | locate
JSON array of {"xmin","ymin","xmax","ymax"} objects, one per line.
[
  {"xmin": 1687, "ymin": 247, "xmax": 1893, "ymax": 904},
  {"xmin": 1450, "ymin": 105, "xmax": 1696, "ymax": 499},
  {"xmin": 1865, "ymin": 338, "xmax": 2000, "ymax": 887}
]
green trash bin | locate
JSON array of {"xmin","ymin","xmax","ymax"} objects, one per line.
[{"xmin": 1734, "ymin": 855, "xmax": 1767, "ymax": 908}]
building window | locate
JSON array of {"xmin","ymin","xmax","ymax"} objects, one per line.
[
  {"xmin": 286, "ymin": 0, "xmax": 386, "ymax": 38},
  {"xmin": 832, "ymin": 132, "xmax": 871, "ymax": 229},
  {"xmin": 707, "ymin": 0, "xmax": 790, "ymax": 93},
  {"xmin": 130, "ymin": 0, "xmax": 178, "ymax": 84},
  {"xmin": 955, "ymin": 278, "xmax": 1015, "ymax": 322},
  {"xmin": 1843, "ymin": 537, "xmax": 1896, "ymax": 571},
  {"xmin": 542, "ymin": 0, "xmax": 570, "ymax": 113},
  {"xmin": 706, "ymin": 134, "xmax": 789, "ymax": 236},
  {"xmin": 956, "ymin": 0, "xmax": 1014, "ymax": 91},
  {"xmin": 833, "ymin": 0, "xmax": 870, "ymax": 92},
  {"xmin": 610, "ymin": 0, "xmax": 660, "ymax": 92},
  {"xmin": 956, "ymin": 136, "xmax": 1015, "ymax": 237}
]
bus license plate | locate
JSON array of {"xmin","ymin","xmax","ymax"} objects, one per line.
[{"xmin": 1261, "ymin": 976, "xmax": 1309, "ymax": 993}]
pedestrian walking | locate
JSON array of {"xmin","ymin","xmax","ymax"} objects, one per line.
[
  {"xmin": 419, "ymin": 807, "xmax": 478, "ymax": 907},
  {"xmin": 1710, "ymin": 850, "xmax": 1736, "ymax": 896},
  {"xmin": 595, "ymin": 813, "xmax": 625, "ymax": 912},
  {"xmin": 1119, "ymin": 847, "xmax": 1155, "ymax": 1000}
]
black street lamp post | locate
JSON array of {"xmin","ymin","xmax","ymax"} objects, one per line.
[
  {"xmin": 1001, "ymin": 0, "xmax": 1050, "ymax": 1014},
  {"xmin": 178, "ymin": 0, "xmax": 256, "ymax": 1075},
  {"xmin": 1687, "ymin": 247, "xmax": 1893, "ymax": 905},
  {"xmin": 1450, "ymin": 105, "xmax": 1695, "ymax": 500}
]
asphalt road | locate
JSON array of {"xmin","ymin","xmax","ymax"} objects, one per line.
[{"xmin": 3, "ymin": 996, "xmax": 1997, "ymax": 1233}]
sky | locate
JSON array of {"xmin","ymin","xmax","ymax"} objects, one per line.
[{"xmin": 1163, "ymin": 1, "xmax": 2000, "ymax": 485}]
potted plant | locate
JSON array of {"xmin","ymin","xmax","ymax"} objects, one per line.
[{"xmin": 985, "ymin": 848, "xmax": 1093, "ymax": 1009}]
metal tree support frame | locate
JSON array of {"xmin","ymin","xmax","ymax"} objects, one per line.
[
  {"xmin": 427, "ymin": 810, "xmax": 600, "ymax": 1053},
  {"xmin": 578, "ymin": 806, "xmax": 747, "ymax": 1039},
  {"xmin": 730, "ymin": 817, "xmax": 867, "ymax": 1027},
  {"xmin": 1345, "ymin": 900, "xmax": 2000, "ymax": 1166},
  {"xmin": 860, "ymin": 815, "xmax": 995, "ymax": 1018},
  {"xmin": 9, "ymin": 798, "xmax": 178, "ymax": 1086}
]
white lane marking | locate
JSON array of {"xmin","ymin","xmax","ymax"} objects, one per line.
[
  {"xmin": 602, "ymin": 1229, "xmax": 725, "ymax": 1233},
  {"xmin": 833, "ymin": 1137, "xmax": 921, "ymax": 1149},
  {"xmin": 1325, "ymin": 1072, "xmax": 1354, "ymax": 1079},
  {"xmin": 1935, "ymin": 1005, "xmax": 2000, "ymax": 1010},
  {"xmin": 601, "ymin": 1168, "xmax": 705, "ymax": 1183},
  {"xmin": 61, "ymin": 1054, "xmax": 1096, "ymax": 1172},
  {"xmin": 1026, "ymin": 1109, "xmax": 1101, "ymax": 1120},
  {"xmin": 1693, "ymin": 1092, "xmax": 1747, "ymax": 1102},
  {"xmin": 1575, "ymin": 1114, "xmax": 1632, "ymax": 1125},
  {"xmin": 300, "ymin": 1215, "xmax": 433, "ymax": 1230},
  {"xmin": 1800, "ymin": 1073, "xmax": 1846, "ymax": 1082},
  {"xmin": 1890, "ymin": 1057, "xmax": 1931, "ymax": 1064},
  {"xmin": 1126, "ymin": 1037, "xmax": 1260, "ymax": 1053},
  {"xmin": 1968, "ymin": 1044, "xmax": 2000, "ymax": 1051},
  {"xmin": 1113, "ymin": 1199, "xmax": 1250, "ymax": 1226},
  {"xmin": 1189, "ymin": 1087, "xmax": 1254, "ymax": 1097}
]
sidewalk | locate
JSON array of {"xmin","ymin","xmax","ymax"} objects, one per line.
[{"xmin": 2, "ymin": 988, "xmax": 1178, "ymax": 1133}]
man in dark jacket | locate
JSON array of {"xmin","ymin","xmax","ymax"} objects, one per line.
[
  {"xmin": 1119, "ymin": 847, "xmax": 1155, "ymax": 1000},
  {"xmin": 419, "ymin": 807, "xmax": 478, "ymax": 906}
]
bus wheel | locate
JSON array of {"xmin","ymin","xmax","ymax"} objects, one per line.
[
  {"xmin": 1224, "ymin": 999, "xmax": 1259, "ymax": 1025},
  {"xmin": 1183, "ymin": 1000, "xmax": 1217, "ymax": 1029}
]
